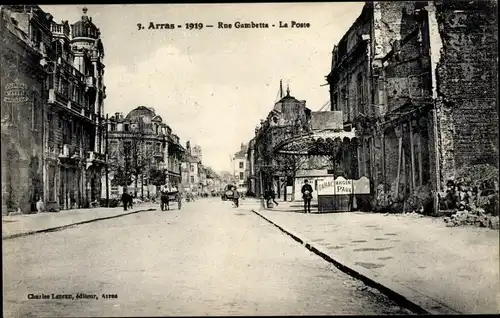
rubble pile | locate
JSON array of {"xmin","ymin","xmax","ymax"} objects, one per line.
[{"xmin": 444, "ymin": 208, "xmax": 499, "ymax": 229}]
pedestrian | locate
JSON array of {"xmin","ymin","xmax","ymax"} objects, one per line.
[
  {"xmin": 121, "ymin": 190, "xmax": 130, "ymax": 211},
  {"xmin": 177, "ymin": 191, "xmax": 182, "ymax": 210},
  {"xmin": 301, "ymin": 179, "xmax": 313, "ymax": 213},
  {"xmin": 270, "ymin": 188, "xmax": 279, "ymax": 206},
  {"xmin": 233, "ymin": 186, "xmax": 240, "ymax": 208},
  {"xmin": 128, "ymin": 194, "xmax": 134, "ymax": 209},
  {"xmin": 160, "ymin": 189, "xmax": 170, "ymax": 211}
]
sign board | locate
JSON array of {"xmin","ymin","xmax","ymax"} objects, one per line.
[
  {"xmin": 317, "ymin": 176, "xmax": 371, "ymax": 196},
  {"xmin": 352, "ymin": 176, "xmax": 370, "ymax": 194},
  {"xmin": 3, "ymin": 79, "xmax": 29, "ymax": 103},
  {"xmin": 335, "ymin": 177, "xmax": 352, "ymax": 195},
  {"xmin": 317, "ymin": 177, "xmax": 335, "ymax": 195}
]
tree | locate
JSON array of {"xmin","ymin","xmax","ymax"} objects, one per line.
[
  {"xmin": 111, "ymin": 166, "xmax": 133, "ymax": 187},
  {"xmin": 275, "ymin": 154, "xmax": 309, "ymax": 200},
  {"xmin": 149, "ymin": 168, "xmax": 165, "ymax": 195}
]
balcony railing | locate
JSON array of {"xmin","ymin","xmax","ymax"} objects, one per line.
[
  {"xmin": 153, "ymin": 151, "xmax": 163, "ymax": 158},
  {"xmin": 86, "ymin": 151, "xmax": 106, "ymax": 162},
  {"xmin": 85, "ymin": 76, "xmax": 97, "ymax": 88}
]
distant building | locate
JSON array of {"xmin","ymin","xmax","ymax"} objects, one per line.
[
  {"xmin": 106, "ymin": 106, "xmax": 184, "ymax": 198},
  {"xmin": 232, "ymin": 143, "xmax": 248, "ymax": 189},
  {"xmin": 181, "ymin": 141, "xmax": 202, "ymax": 194}
]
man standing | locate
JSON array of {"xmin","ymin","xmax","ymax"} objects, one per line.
[
  {"xmin": 233, "ymin": 186, "xmax": 240, "ymax": 208},
  {"xmin": 121, "ymin": 190, "xmax": 130, "ymax": 211},
  {"xmin": 301, "ymin": 179, "xmax": 313, "ymax": 213}
]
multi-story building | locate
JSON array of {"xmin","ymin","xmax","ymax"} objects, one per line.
[
  {"xmin": 105, "ymin": 106, "xmax": 184, "ymax": 198},
  {"xmin": 326, "ymin": 1, "xmax": 498, "ymax": 208},
  {"xmin": 181, "ymin": 141, "xmax": 201, "ymax": 194},
  {"xmin": 251, "ymin": 85, "xmax": 315, "ymax": 198},
  {"xmin": 1, "ymin": 5, "xmax": 52, "ymax": 214},
  {"xmin": 232, "ymin": 143, "xmax": 247, "ymax": 188},
  {"xmin": 43, "ymin": 7, "xmax": 106, "ymax": 210}
]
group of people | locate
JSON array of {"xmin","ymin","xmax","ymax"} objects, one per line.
[
  {"xmin": 120, "ymin": 191, "xmax": 134, "ymax": 211},
  {"xmin": 263, "ymin": 179, "xmax": 314, "ymax": 213},
  {"xmin": 160, "ymin": 189, "xmax": 182, "ymax": 211}
]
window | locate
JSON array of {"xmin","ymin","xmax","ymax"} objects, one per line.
[
  {"xmin": 190, "ymin": 176, "xmax": 195, "ymax": 183},
  {"xmin": 124, "ymin": 141, "xmax": 132, "ymax": 153},
  {"xmin": 356, "ymin": 73, "xmax": 364, "ymax": 115},
  {"xmin": 190, "ymin": 164, "xmax": 194, "ymax": 172},
  {"xmin": 48, "ymin": 113, "xmax": 54, "ymax": 142},
  {"xmin": 110, "ymin": 124, "xmax": 116, "ymax": 131},
  {"xmin": 239, "ymin": 162, "xmax": 244, "ymax": 169},
  {"xmin": 341, "ymin": 87, "xmax": 348, "ymax": 121},
  {"xmin": 31, "ymin": 91, "xmax": 39, "ymax": 130},
  {"xmin": 124, "ymin": 124, "xmax": 129, "ymax": 132},
  {"xmin": 239, "ymin": 172, "xmax": 244, "ymax": 180}
]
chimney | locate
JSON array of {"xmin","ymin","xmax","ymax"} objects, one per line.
[{"xmin": 186, "ymin": 141, "xmax": 191, "ymax": 155}]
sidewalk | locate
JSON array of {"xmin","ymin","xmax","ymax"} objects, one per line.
[
  {"xmin": 247, "ymin": 199, "xmax": 499, "ymax": 314},
  {"xmin": 2, "ymin": 203, "xmax": 157, "ymax": 240}
]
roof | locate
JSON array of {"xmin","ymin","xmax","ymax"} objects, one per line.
[
  {"xmin": 296, "ymin": 170, "xmax": 330, "ymax": 178},
  {"xmin": 71, "ymin": 7, "xmax": 100, "ymax": 39},
  {"xmin": 233, "ymin": 148, "xmax": 246, "ymax": 159},
  {"xmin": 126, "ymin": 106, "xmax": 156, "ymax": 121}
]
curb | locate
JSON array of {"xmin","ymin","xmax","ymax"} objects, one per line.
[
  {"xmin": 251, "ymin": 208, "xmax": 461, "ymax": 315},
  {"xmin": 2, "ymin": 208, "xmax": 157, "ymax": 240}
]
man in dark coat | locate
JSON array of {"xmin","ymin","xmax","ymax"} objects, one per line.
[
  {"xmin": 161, "ymin": 189, "xmax": 170, "ymax": 211},
  {"xmin": 233, "ymin": 186, "xmax": 240, "ymax": 208},
  {"xmin": 121, "ymin": 190, "xmax": 130, "ymax": 211},
  {"xmin": 301, "ymin": 179, "xmax": 314, "ymax": 213}
]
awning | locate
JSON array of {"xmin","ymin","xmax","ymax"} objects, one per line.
[{"xmin": 273, "ymin": 129, "xmax": 359, "ymax": 156}]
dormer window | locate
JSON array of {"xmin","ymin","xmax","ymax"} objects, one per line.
[{"xmin": 272, "ymin": 116, "xmax": 278, "ymax": 124}]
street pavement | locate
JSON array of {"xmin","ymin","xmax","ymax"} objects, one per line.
[
  {"xmin": 251, "ymin": 200, "xmax": 500, "ymax": 314},
  {"xmin": 3, "ymin": 198, "xmax": 413, "ymax": 317},
  {"xmin": 2, "ymin": 203, "xmax": 158, "ymax": 239}
]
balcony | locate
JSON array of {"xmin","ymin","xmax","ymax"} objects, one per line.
[
  {"xmin": 154, "ymin": 151, "xmax": 163, "ymax": 159},
  {"xmin": 86, "ymin": 151, "xmax": 106, "ymax": 163},
  {"xmin": 58, "ymin": 144, "xmax": 70, "ymax": 158},
  {"xmin": 85, "ymin": 76, "xmax": 97, "ymax": 89}
]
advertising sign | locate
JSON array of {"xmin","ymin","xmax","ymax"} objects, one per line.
[
  {"xmin": 334, "ymin": 177, "xmax": 352, "ymax": 195},
  {"xmin": 3, "ymin": 79, "xmax": 29, "ymax": 103},
  {"xmin": 317, "ymin": 177, "xmax": 335, "ymax": 195}
]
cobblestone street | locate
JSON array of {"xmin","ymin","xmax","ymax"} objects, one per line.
[{"xmin": 3, "ymin": 199, "xmax": 413, "ymax": 317}]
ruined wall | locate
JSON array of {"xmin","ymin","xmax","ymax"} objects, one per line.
[
  {"xmin": 434, "ymin": 0, "xmax": 498, "ymax": 184},
  {"xmin": 329, "ymin": 6, "xmax": 371, "ymax": 122}
]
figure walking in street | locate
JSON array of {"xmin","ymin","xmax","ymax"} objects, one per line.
[
  {"xmin": 128, "ymin": 194, "xmax": 134, "ymax": 209},
  {"xmin": 233, "ymin": 186, "xmax": 240, "ymax": 208},
  {"xmin": 121, "ymin": 190, "xmax": 130, "ymax": 211},
  {"xmin": 265, "ymin": 187, "xmax": 279, "ymax": 207},
  {"xmin": 301, "ymin": 179, "xmax": 313, "ymax": 213},
  {"xmin": 160, "ymin": 189, "xmax": 170, "ymax": 211},
  {"xmin": 176, "ymin": 191, "xmax": 182, "ymax": 210}
]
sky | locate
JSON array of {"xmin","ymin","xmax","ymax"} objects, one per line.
[{"xmin": 41, "ymin": 3, "xmax": 365, "ymax": 173}]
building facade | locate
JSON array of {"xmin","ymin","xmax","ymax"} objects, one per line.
[
  {"xmin": 106, "ymin": 106, "xmax": 184, "ymax": 199},
  {"xmin": 1, "ymin": 5, "xmax": 108, "ymax": 213},
  {"xmin": 44, "ymin": 7, "xmax": 106, "ymax": 210},
  {"xmin": 181, "ymin": 141, "xmax": 202, "ymax": 194},
  {"xmin": 326, "ymin": 1, "xmax": 498, "ymax": 209},
  {"xmin": 1, "ymin": 5, "xmax": 51, "ymax": 214},
  {"xmin": 251, "ymin": 86, "xmax": 315, "ymax": 198},
  {"xmin": 232, "ymin": 143, "xmax": 248, "ymax": 188}
]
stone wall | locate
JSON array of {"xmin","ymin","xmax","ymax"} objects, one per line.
[{"xmin": 434, "ymin": 0, "xmax": 499, "ymax": 186}]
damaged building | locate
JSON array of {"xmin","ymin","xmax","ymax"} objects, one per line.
[{"xmin": 326, "ymin": 0, "xmax": 498, "ymax": 211}]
